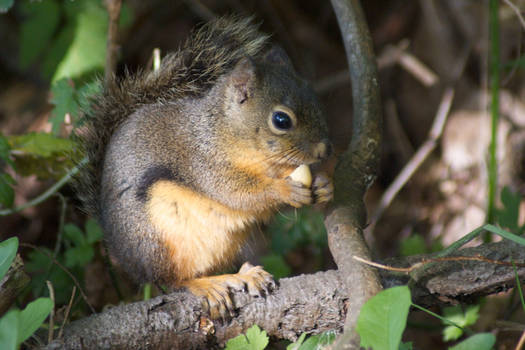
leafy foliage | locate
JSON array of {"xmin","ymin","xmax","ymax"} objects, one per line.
[
  {"xmin": 448, "ymin": 333, "xmax": 496, "ymax": 350},
  {"xmin": 442, "ymin": 305, "xmax": 480, "ymax": 342},
  {"xmin": 495, "ymin": 186, "xmax": 525, "ymax": 234},
  {"xmin": 225, "ymin": 325, "xmax": 269, "ymax": 350},
  {"xmin": 0, "ymin": 0, "xmax": 13, "ymax": 13},
  {"xmin": 0, "ymin": 298, "xmax": 53, "ymax": 350},
  {"xmin": 25, "ymin": 220, "xmax": 103, "ymax": 305},
  {"xmin": 287, "ymin": 331, "xmax": 336, "ymax": 350},
  {"xmin": 356, "ymin": 286, "xmax": 411, "ymax": 350},
  {"xmin": 0, "ymin": 236, "xmax": 18, "ymax": 281}
]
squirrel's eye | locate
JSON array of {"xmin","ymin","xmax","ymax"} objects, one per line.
[{"xmin": 271, "ymin": 111, "xmax": 293, "ymax": 130}]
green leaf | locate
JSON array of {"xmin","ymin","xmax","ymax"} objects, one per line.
[
  {"xmin": 261, "ymin": 254, "xmax": 291, "ymax": 279},
  {"xmin": 64, "ymin": 245, "xmax": 94, "ymax": 268},
  {"xmin": 63, "ymin": 223, "xmax": 86, "ymax": 246},
  {"xmin": 299, "ymin": 331, "xmax": 336, "ymax": 350},
  {"xmin": 0, "ymin": 134, "xmax": 12, "ymax": 165},
  {"xmin": 400, "ymin": 235, "xmax": 427, "ymax": 256},
  {"xmin": 225, "ymin": 325, "xmax": 269, "ymax": 350},
  {"xmin": 52, "ymin": 0, "xmax": 107, "ymax": 82},
  {"xmin": 85, "ymin": 218, "xmax": 103, "ymax": 244},
  {"xmin": 0, "ymin": 0, "xmax": 14, "ymax": 13},
  {"xmin": 0, "ymin": 173, "xmax": 15, "ymax": 208},
  {"xmin": 356, "ymin": 286, "xmax": 411, "ymax": 350},
  {"xmin": 17, "ymin": 298, "xmax": 53, "ymax": 344},
  {"xmin": 19, "ymin": 0, "xmax": 60, "ymax": 68},
  {"xmin": 495, "ymin": 186, "xmax": 522, "ymax": 233},
  {"xmin": 399, "ymin": 342, "xmax": 413, "ymax": 350},
  {"xmin": 0, "ymin": 310, "xmax": 19, "ymax": 350},
  {"xmin": 442, "ymin": 305, "xmax": 480, "ymax": 341},
  {"xmin": 0, "ymin": 237, "xmax": 18, "ymax": 281},
  {"xmin": 448, "ymin": 333, "xmax": 496, "ymax": 350},
  {"xmin": 50, "ymin": 79, "xmax": 79, "ymax": 134},
  {"xmin": 286, "ymin": 333, "xmax": 306, "ymax": 350},
  {"xmin": 484, "ymin": 224, "xmax": 525, "ymax": 246},
  {"xmin": 9, "ymin": 132, "xmax": 75, "ymax": 158}
]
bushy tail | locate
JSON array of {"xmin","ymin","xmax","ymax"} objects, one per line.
[{"xmin": 75, "ymin": 16, "xmax": 269, "ymax": 217}]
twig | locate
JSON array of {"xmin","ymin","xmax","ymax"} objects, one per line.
[
  {"xmin": 379, "ymin": 39, "xmax": 438, "ymax": 87},
  {"xmin": 152, "ymin": 48, "xmax": 161, "ymax": 72},
  {"xmin": 0, "ymin": 157, "xmax": 88, "ymax": 216},
  {"xmin": 46, "ymin": 281, "xmax": 56, "ymax": 344},
  {"xmin": 20, "ymin": 243, "xmax": 95, "ymax": 314},
  {"xmin": 503, "ymin": 0, "xmax": 525, "ymax": 30},
  {"xmin": 104, "ymin": 0, "xmax": 122, "ymax": 85},
  {"xmin": 353, "ymin": 255, "xmax": 525, "ymax": 274},
  {"xmin": 516, "ymin": 330, "xmax": 525, "ymax": 350},
  {"xmin": 369, "ymin": 88, "xmax": 454, "ymax": 229},
  {"xmin": 315, "ymin": 39, "xmax": 438, "ymax": 93},
  {"xmin": 58, "ymin": 286, "xmax": 76, "ymax": 339}
]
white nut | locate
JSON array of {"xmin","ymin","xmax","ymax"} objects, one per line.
[{"xmin": 289, "ymin": 164, "xmax": 312, "ymax": 187}]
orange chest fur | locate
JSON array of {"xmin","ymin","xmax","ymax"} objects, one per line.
[{"xmin": 145, "ymin": 180, "xmax": 271, "ymax": 280}]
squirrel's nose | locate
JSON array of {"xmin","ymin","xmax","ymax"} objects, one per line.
[{"xmin": 313, "ymin": 139, "xmax": 331, "ymax": 160}]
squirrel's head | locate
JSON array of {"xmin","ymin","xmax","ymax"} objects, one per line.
[{"xmin": 219, "ymin": 46, "xmax": 331, "ymax": 171}]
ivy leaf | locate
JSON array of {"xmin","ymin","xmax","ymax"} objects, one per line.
[
  {"xmin": 49, "ymin": 79, "xmax": 79, "ymax": 134},
  {"xmin": 356, "ymin": 286, "xmax": 411, "ymax": 350},
  {"xmin": 448, "ymin": 333, "xmax": 495, "ymax": 350},
  {"xmin": 9, "ymin": 132, "xmax": 75, "ymax": 158},
  {"xmin": 63, "ymin": 223, "xmax": 86, "ymax": 246},
  {"xmin": 495, "ymin": 186, "xmax": 522, "ymax": 233},
  {"xmin": 0, "ymin": 0, "xmax": 14, "ymax": 13},
  {"xmin": 298, "ymin": 331, "xmax": 336, "ymax": 350},
  {"xmin": 0, "ymin": 237, "xmax": 18, "ymax": 281},
  {"xmin": 225, "ymin": 325, "xmax": 269, "ymax": 350},
  {"xmin": 0, "ymin": 134, "xmax": 13, "ymax": 167},
  {"xmin": 19, "ymin": 0, "xmax": 60, "ymax": 68},
  {"xmin": 442, "ymin": 305, "xmax": 480, "ymax": 341},
  {"xmin": 0, "ymin": 310, "xmax": 19, "ymax": 350},
  {"xmin": 17, "ymin": 298, "xmax": 53, "ymax": 345},
  {"xmin": 0, "ymin": 173, "xmax": 15, "ymax": 208},
  {"xmin": 52, "ymin": 0, "xmax": 107, "ymax": 82},
  {"xmin": 85, "ymin": 218, "xmax": 103, "ymax": 244}
]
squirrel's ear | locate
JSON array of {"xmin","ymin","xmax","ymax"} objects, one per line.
[
  {"xmin": 263, "ymin": 45, "xmax": 294, "ymax": 70},
  {"xmin": 228, "ymin": 57, "xmax": 256, "ymax": 104}
]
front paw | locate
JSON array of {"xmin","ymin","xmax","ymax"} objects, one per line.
[
  {"xmin": 312, "ymin": 173, "xmax": 333, "ymax": 203},
  {"xmin": 285, "ymin": 177, "xmax": 313, "ymax": 208}
]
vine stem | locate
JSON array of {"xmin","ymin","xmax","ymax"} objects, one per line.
[
  {"xmin": 0, "ymin": 157, "xmax": 88, "ymax": 216},
  {"xmin": 487, "ymin": 0, "xmax": 500, "ymax": 229}
]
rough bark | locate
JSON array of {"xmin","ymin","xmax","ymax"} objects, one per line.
[
  {"xmin": 43, "ymin": 240, "xmax": 525, "ymax": 349},
  {"xmin": 325, "ymin": 0, "xmax": 383, "ymax": 347}
]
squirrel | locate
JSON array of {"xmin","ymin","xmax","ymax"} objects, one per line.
[{"xmin": 76, "ymin": 17, "xmax": 333, "ymax": 319}]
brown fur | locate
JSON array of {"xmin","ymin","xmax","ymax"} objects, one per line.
[{"xmin": 75, "ymin": 17, "xmax": 331, "ymax": 316}]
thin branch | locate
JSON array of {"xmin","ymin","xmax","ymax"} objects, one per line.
[
  {"xmin": 20, "ymin": 243, "xmax": 95, "ymax": 314},
  {"xmin": 503, "ymin": 0, "xmax": 525, "ymax": 30},
  {"xmin": 58, "ymin": 287, "xmax": 76, "ymax": 340},
  {"xmin": 0, "ymin": 157, "xmax": 88, "ymax": 216},
  {"xmin": 46, "ymin": 281, "xmax": 56, "ymax": 344},
  {"xmin": 104, "ymin": 0, "xmax": 122, "ymax": 84},
  {"xmin": 354, "ymin": 255, "xmax": 525, "ymax": 274},
  {"xmin": 369, "ymin": 88, "xmax": 454, "ymax": 230}
]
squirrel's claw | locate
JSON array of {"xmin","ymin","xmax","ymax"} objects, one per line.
[
  {"xmin": 285, "ymin": 177, "xmax": 313, "ymax": 208},
  {"xmin": 182, "ymin": 262, "xmax": 275, "ymax": 320},
  {"xmin": 312, "ymin": 173, "xmax": 333, "ymax": 204}
]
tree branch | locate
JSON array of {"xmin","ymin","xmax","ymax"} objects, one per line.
[
  {"xmin": 44, "ymin": 241, "xmax": 525, "ymax": 349},
  {"xmin": 325, "ymin": 0, "xmax": 383, "ymax": 347}
]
